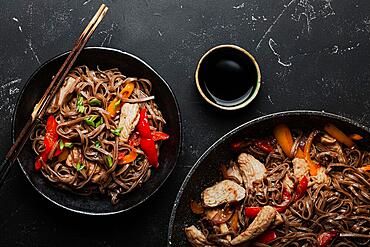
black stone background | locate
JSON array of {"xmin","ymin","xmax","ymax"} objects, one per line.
[{"xmin": 0, "ymin": 0, "xmax": 369, "ymax": 246}]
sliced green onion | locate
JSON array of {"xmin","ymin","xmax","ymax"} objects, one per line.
[
  {"xmin": 85, "ymin": 115, "xmax": 98, "ymax": 127},
  {"xmin": 76, "ymin": 162, "xmax": 85, "ymax": 171},
  {"xmin": 106, "ymin": 155, "xmax": 113, "ymax": 167},
  {"xmin": 77, "ymin": 94, "xmax": 85, "ymax": 113},
  {"xmin": 111, "ymin": 127, "xmax": 123, "ymax": 136},
  {"xmin": 65, "ymin": 142, "xmax": 74, "ymax": 148},
  {"xmin": 59, "ymin": 139, "xmax": 64, "ymax": 150},
  {"xmin": 89, "ymin": 98, "xmax": 102, "ymax": 106},
  {"xmin": 95, "ymin": 117, "xmax": 104, "ymax": 128},
  {"xmin": 114, "ymin": 99, "xmax": 121, "ymax": 109},
  {"xmin": 95, "ymin": 141, "xmax": 101, "ymax": 148}
]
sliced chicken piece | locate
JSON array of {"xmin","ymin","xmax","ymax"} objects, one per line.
[
  {"xmin": 66, "ymin": 147, "xmax": 83, "ymax": 167},
  {"xmin": 58, "ymin": 77, "xmax": 77, "ymax": 106},
  {"xmin": 231, "ymin": 206, "xmax": 276, "ymax": 245},
  {"xmin": 185, "ymin": 225, "xmax": 216, "ymax": 247},
  {"xmin": 273, "ymin": 212, "xmax": 284, "ymax": 226},
  {"xmin": 202, "ymin": 180, "xmax": 245, "ymax": 208},
  {"xmin": 311, "ymin": 166, "xmax": 330, "ymax": 186},
  {"xmin": 292, "ymin": 158, "xmax": 310, "ymax": 180},
  {"xmin": 118, "ymin": 103, "xmax": 140, "ymax": 142},
  {"xmin": 282, "ymin": 174, "xmax": 295, "ymax": 193},
  {"xmin": 226, "ymin": 164, "xmax": 243, "ymax": 184},
  {"xmin": 220, "ymin": 223, "xmax": 231, "ymax": 241},
  {"xmin": 320, "ymin": 134, "xmax": 336, "ymax": 144},
  {"xmin": 237, "ymin": 153, "xmax": 266, "ymax": 189}
]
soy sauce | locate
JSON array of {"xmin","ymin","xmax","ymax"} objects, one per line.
[{"xmin": 198, "ymin": 47, "xmax": 257, "ymax": 107}]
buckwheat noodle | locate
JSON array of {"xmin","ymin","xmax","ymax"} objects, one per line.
[{"xmin": 31, "ymin": 66, "xmax": 166, "ymax": 204}]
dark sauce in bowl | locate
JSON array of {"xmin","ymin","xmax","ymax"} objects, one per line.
[{"xmin": 197, "ymin": 46, "xmax": 259, "ymax": 108}]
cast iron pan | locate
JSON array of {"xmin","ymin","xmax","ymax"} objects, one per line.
[
  {"xmin": 12, "ymin": 47, "xmax": 182, "ymax": 215},
  {"xmin": 167, "ymin": 110, "xmax": 370, "ymax": 246}
]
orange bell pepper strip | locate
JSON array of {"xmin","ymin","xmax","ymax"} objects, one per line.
[
  {"xmin": 118, "ymin": 149, "xmax": 138, "ymax": 165},
  {"xmin": 273, "ymin": 124, "xmax": 304, "ymax": 158},
  {"xmin": 360, "ymin": 164, "xmax": 370, "ymax": 172},
  {"xmin": 107, "ymin": 82, "xmax": 135, "ymax": 117},
  {"xmin": 324, "ymin": 123, "xmax": 355, "ymax": 147}
]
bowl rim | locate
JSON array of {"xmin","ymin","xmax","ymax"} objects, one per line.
[
  {"xmin": 194, "ymin": 44, "xmax": 261, "ymax": 111},
  {"xmin": 12, "ymin": 46, "xmax": 182, "ymax": 215},
  {"xmin": 167, "ymin": 110, "xmax": 369, "ymax": 245}
]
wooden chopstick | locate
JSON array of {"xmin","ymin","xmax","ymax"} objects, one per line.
[{"xmin": 0, "ymin": 4, "xmax": 108, "ymax": 188}]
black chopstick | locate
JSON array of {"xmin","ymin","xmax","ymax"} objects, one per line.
[{"xmin": 0, "ymin": 4, "xmax": 108, "ymax": 188}]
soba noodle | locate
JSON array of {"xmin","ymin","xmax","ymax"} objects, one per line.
[
  {"xmin": 31, "ymin": 66, "xmax": 167, "ymax": 204},
  {"xmin": 186, "ymin": 126, "xmax": 370, "ymax": 246}
]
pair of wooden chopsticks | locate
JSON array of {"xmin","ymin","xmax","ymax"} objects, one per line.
[{"xmin": 0, "ymin": 4, "xmax": 108, "ymax": 188}]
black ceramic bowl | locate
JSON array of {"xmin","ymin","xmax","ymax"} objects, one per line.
[
  {"xmin": 12, "ymin": 47, "xmax": 181, "ymax": 215},
  {"xmin": 167, "ymin": 110, "xmax": 370, "ymax": 246}
]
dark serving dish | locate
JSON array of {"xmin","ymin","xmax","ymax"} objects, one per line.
[
  {"xmin": 167, "ymin": 110, "xmax": 370, "ymax": 246},
  {"xmin": 12, "ymin": 47, "xmax": 182, "ymax": 215}
]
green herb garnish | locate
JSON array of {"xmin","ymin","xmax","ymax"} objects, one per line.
[
  {"xmin": 106, "ymin": 156, "xmax": 113, "ymax": 167},
  {"xmin": 95, "ymin": 141, "xmax": 101, "ymax": 148},
  {"xmin": 95, "ymin": 117, "xmax": 104, "ymax": 128},
  {"xmin": 85, "ymin": 115, "xmax": 98, "ymax": 127},
  {"xmin": 111, "ymin": 127, "xmax": 123, "ymax": 136},
  {"xmin": 114, "ymin": 99, "xmax": 121, "ymax": 109},
  {"xmin": 77, "ymin": 94, "xmax": 85, "ymax": 113},
  {"xmin": 64, "ymin": 142, "xmax": 74, "ymax": 148},
  {"xmin": 59, "ymin": 139, "xmax": 64, "ymax": 150},
  {"xmin": 76, "ymin": 162, "xmax": 85, "ymax": 171},
  {"xmin": 89, "ymin": 98, "xmax": 102, "ymax": 106}
]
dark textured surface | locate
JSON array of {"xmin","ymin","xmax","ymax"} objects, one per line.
[{"xmin": 0, "ymin": 0, "xmax": 369, "ymax": 246}]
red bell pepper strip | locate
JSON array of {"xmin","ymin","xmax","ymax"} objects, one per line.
[
  {"xmin": 245, "ymin": 207, "xmax": 262, "ymax": 218},
  {"xmin": 255, "ymin": 230, "xmax": 277, "ymax": 244},
  {"xmin": 140, "ymin": 138, "xmax": 158, "ymax": 168},
  {"xmin": 317, "ymin": 230, "xmax": 338, "ymax": 247},
  {"xmin": 255, "ymin": 140, "xmax": 274, "ymax": 153},
  {"xmin": 152, "ymin": 131, "xmax": 169, "ymax": 141},
  {"xmin": 295, "ymin": 176, "xmax": 308, "ymax": 200},
  {"xmin": 231, "ymin": 141, "xmax": 248, "ymax": 151},
  {"xmin": 137, "ymin": 108, "xmax": 152, "ymax": 139},
  {"xmin": 137, "ymin": 108, "xmax": 159, "ymax": 167},
  {"xmin": 44, "ymin": 115, "xmax": 59, "ymax": 151},
  {"xmin": 35, "ymin": 115, "xmax": 59, "ymax": 171}
]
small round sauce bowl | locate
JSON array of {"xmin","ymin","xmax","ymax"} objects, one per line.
[{"xmin": 195, "ymin": 44, "xmax": 261, "ymax": 110}]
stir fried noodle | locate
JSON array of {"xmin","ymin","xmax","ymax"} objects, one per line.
[
  {"xmin": 31, "ymin": 66, "xmax": 167, "ymax": 204},
  {"xmin": 186, "ymin": 125, "xmax": 370, "ymax": 246}
]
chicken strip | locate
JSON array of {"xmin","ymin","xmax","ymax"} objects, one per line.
[
  {"xmin": 226, "ymin": 164, "xmax": 243, "ymax": 184},
  {"xmin": 118, "ymin": 103, "xmax": 140, "ymax": 142},
  {"xmin": 231, "ymin": 206, "xmax": 276, "ymax": 245},
  {"xmin": 185, "ymin": 225, "xmax": 216, "ymax": 247},
  {"xmin": 292, "ymin": 158, "xmax": 310, "ymax": 180},
  {"xmin": 202, "ymin": 180, "xmax": 245, "ymax": 208},
  {"xmin": 237, "ymin": 153, "xmax": 266, "ymax": 189}
]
